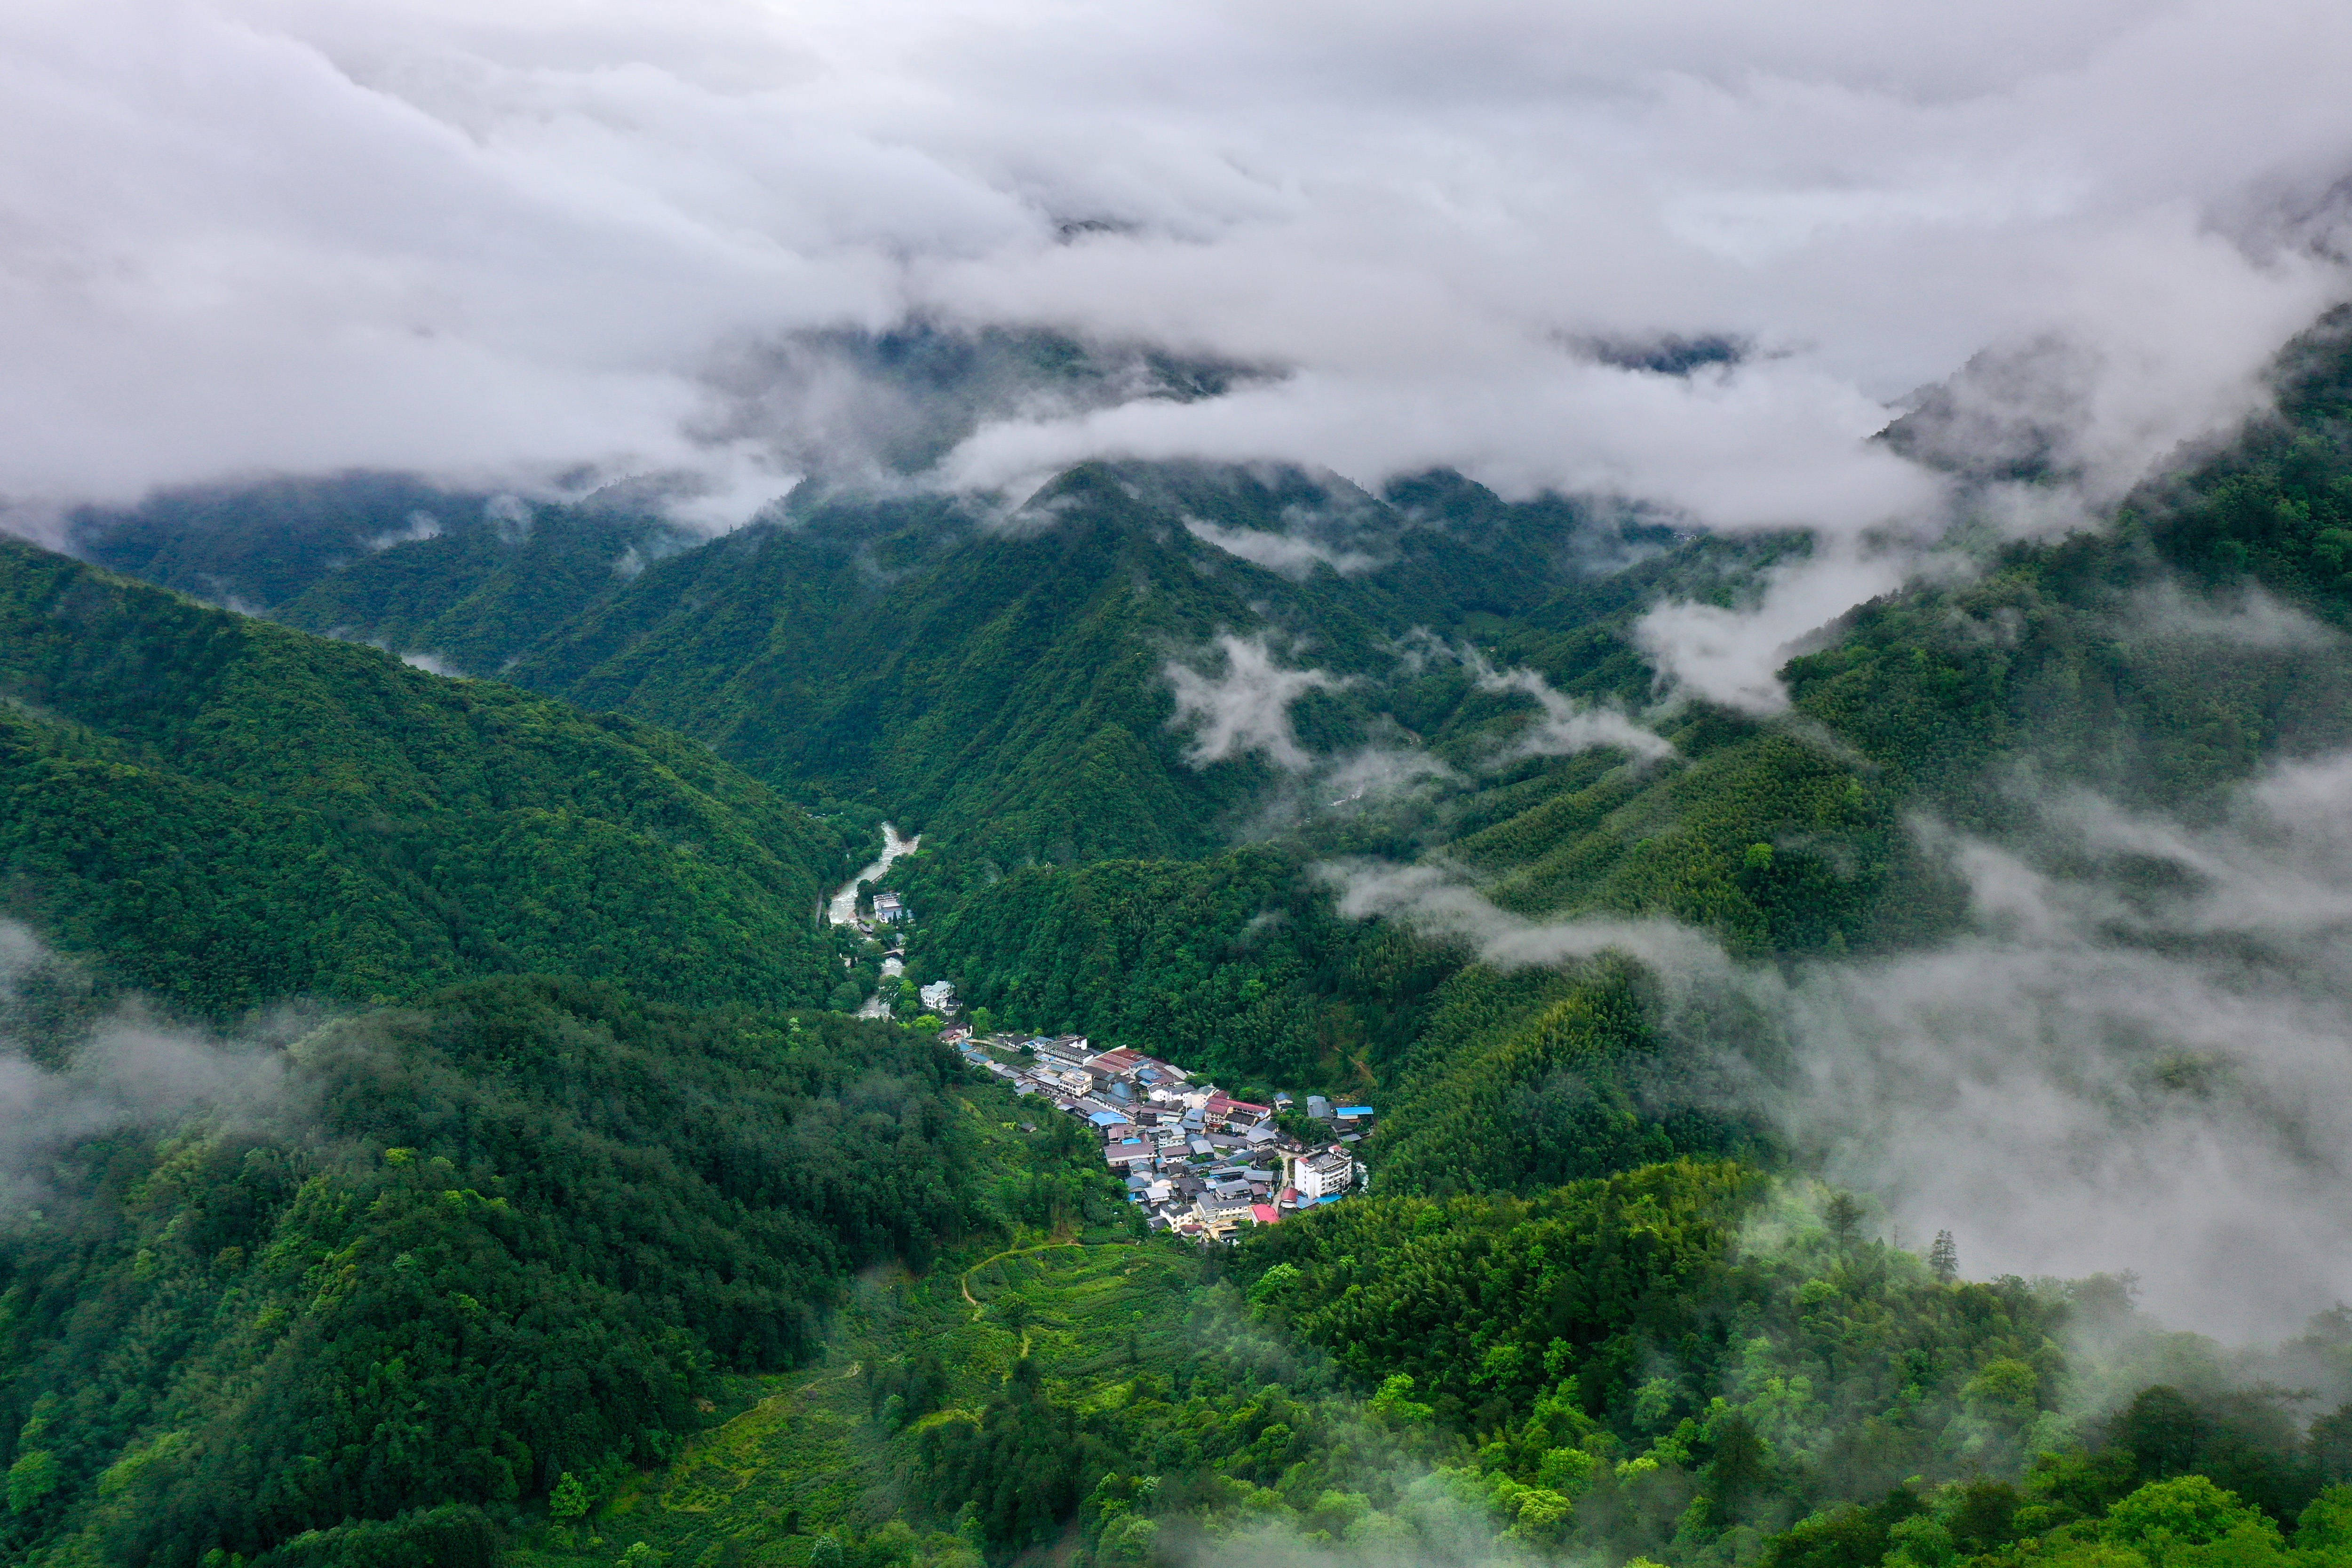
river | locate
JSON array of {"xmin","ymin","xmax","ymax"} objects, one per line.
[{"xmin": 826, "ymin": 822, "xmax": 920, "ymax": 926}]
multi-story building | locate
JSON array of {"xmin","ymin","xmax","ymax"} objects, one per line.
[{"xmin": 1288, "ymin": 1148, "xmax": 1355, "ymax": 1202}]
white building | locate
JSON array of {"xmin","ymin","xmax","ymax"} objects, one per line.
[{"xmin": 1289, "ymin": 1148, "xmax": 1355, "ymax": 1202}]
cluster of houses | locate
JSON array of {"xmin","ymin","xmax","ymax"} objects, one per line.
[{"xmin": 944, "ymin": 1027, "xmax": 1373, "ymax": 1242}]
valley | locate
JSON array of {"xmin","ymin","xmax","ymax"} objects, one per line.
[{"xmin": 12, "ymin": 310, "xmax": 2352, "ymax": 1568}]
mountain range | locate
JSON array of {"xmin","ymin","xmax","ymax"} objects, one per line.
[{"xmin": 7, "ymin": 311, "xmax": 2352, "ymax": 1568}]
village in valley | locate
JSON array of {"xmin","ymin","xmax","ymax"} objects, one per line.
[
  {"xmin": 834, "ymin": 840, "xmax": 1369, "ymax": 1243},
  {"xmin": 945, "ymin": 1022, "xmax": 1370, "ymax": 1242}
]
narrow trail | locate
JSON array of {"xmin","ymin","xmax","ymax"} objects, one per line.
[{"xmin": 958, "ymin": 1240, "xmax": 1083, "ymax": 1318}]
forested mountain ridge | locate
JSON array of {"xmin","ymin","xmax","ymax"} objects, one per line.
[
  {"xmin": 0, "ymin": 539, "xmax": 853, "ymax": 1016},
  {"xmin": 73, "ymin": 457, "xmax": 1707, "ymax": 868},
  {"xmin": 0, "ymin": 979, "xmax": 1123, "ymax": 1568},
  {"xmin": 15, "ymin": 309, "xmax": 2352, "ymax": 1568},
  {"xmin": 911, "ymin": 309, "xmax": 2352, "ymax": 1195}
]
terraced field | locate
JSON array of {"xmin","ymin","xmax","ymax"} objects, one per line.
[{"xmin": 510, "ymin": 1167, "xmax": 1211, "ymax": 1568}]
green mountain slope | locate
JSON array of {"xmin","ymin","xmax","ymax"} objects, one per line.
[
  {"xmin": 71, "ymin": 472, "xmax": 493, "ymax": 612},
  {"xmin": 0, "ymin": 978, "xmax": 1073, "ymax": 1568},
  {"xmin": 268, "ymin": 502, "xmax": 688, "ymax": 679},
  {"xmin": 0, "ymin": 540, "xmax": 849, "ymax": 1015},
  {"xmin": 79, "ymin": 458, "xmax": 1699, "ymax": 870},
  {"xmin": 917, "ymin": 309, "xmax": 2352, "ymax": 1202},
  {"xmin": 73, "ymin": 473, "xmax": 691, "ymax": 681}
]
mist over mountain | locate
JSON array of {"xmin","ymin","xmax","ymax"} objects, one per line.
[{"xmin": 10, "ymin": 4, "xmax": 2352, "ymax": 1568}]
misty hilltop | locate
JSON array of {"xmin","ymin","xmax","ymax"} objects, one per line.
[{"xmin": 14, "ymin": 6, "xmax": 2352, "ymax": 1568}]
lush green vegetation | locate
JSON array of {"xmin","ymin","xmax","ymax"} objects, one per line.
[
  {"xmin": 0, "ymin": 978, "xmax": 1055, "ymax": 1568},
  {"xmin": 0, "ymin": 541, "xmax": 854, "ymax": 1017},
  {"xmin": 456, "ymin": 1159, "xmax": 2352, "ymax": 1568},
  {"xmin": 23, "ymin": 302, "xmax": 2352, "ymax": 1568},
  {"xmin": 906, "ymin": 845, "xmax": 1449, "ymax": 1092},
  {"xmin": 72, "ymin": 473, "xmax": 497, "ymax": 614}
]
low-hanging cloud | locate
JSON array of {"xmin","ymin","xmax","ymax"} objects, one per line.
[
  {"xmin": 1183, "ymin": 516, "xmax": 1383, "ymax": 579},
  {"xmin": 1166, "ymin": 633, "xmax": 1350, "ymax": 772},
  {"xmin": 1322, "ymin": 746, "xmax": 2352, "ymax": 1341},
  {"xmin": 1461, "ymin": 646, "xmax": 1677, "ymax": 763},
  {"xmin": 0, "ymin": 922, "xmax": 294, "ymax": 1216},
  {"xmin": 1628, "ymin": 538, "xmax": 1940, "ymax": 713},
  {"xmin": 5, "ymin": 0, "xmax": 2351, "ymax": 554}
]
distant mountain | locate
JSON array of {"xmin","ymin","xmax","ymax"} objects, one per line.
[
  {"xmin": 72, "ymin": 471, "xmax": 691, "ymax": 679},
  {"xmin": 77, "ymin": 457, "xmax": 1695, "ymax": 869}
]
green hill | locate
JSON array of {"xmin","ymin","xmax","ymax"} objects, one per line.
[
  {"xmin": 77, "ymin": 459, "xmax": 1702, "ymax": 871},
  {"xmin": 0, "ymin": 978, "xmax": 1089, "ymax": 1568},
  {"xmin": 0, "ymin": 539, "xmax": 850, "ymax": 1016},
  {"xmin": 498, "ymin": 461, "xmax": 1682, "ymax": 867}
]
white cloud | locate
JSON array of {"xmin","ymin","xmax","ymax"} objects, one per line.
[
  {"xmin": 0, "ymin": 0, "xmax": 2345, "ymax": 526},
  {"xmin": 0, "ymin": 921, "xmax": 294, "ymax": 1217},
  {"xmin": 1165, "ymin": 633, "xmax": 1347, "ymax": 772},
  {"xmin": 1631, "ymin": 538, "xmax": 1944, "ymax": 713},
  {"xmin": 5, "ymin": 0, "xmax": 2352, "ymax": 694},
  {"xmin": 1461, "ymin": 646, "xmax": 1676, "ymax": 762},
  {"xmin": 366, "ymin": 510, "xmax": 445, "ymax": 550},
  {"xmin": 1323, "ymin": 747, "xmax": 2352, "ymax": 1340},
  {"xmin": 1183, "ymin": 516, "xmax": 1380, "ymax": 578}
]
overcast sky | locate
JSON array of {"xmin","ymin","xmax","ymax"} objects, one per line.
[{"xmin": 6, "ymin": 0, "xmax": 2352, "ymax": 538}]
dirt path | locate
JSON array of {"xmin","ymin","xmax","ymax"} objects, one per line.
[{"xmin": 958, "ymin": 1240, "xmax": 1083, "ymax": 1317}]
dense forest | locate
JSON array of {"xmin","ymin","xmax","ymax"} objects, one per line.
[
  {"xmin": 12, "ymin": 312, "xmax": 2352, "ymax": 1568},
  {"xmin": 0, "ymin": 542, "xmax": 857, "ymax": 1017},
  {"xmin": 0, "ymin": 977, "xmax": 1104, "ymax": 1567}
]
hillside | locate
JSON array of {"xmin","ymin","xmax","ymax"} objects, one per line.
[
  {"xmin": 484, "ymin": 461, "xmax": 1696, "ymax": 868},
  {"xmin": 77, "ymin": 459, "xmax": 1708, "ymax": 869},
  {"xmin": 908, "ymin": 309, "xmax": 2352, "ymax": 1200},
  {"xmin": 0, "ymin": 539, "xmax": 851, "ymax": 1015},
  {"xmin": 0, "ymin": 978, "xmax": 1097, "ymax": 1568},
  {"xmin": 17, "ymin": 303, "xmax": 2352, "ymax": 1568}
]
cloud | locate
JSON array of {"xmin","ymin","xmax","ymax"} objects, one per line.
[
  {"xmin": 1322, "ymin": 746, "xmax": 2352, "ymax": 1340},
  {"xmin": 2, "ymin": 0, "xmax": 2347, "ymax": 540},
  {"xmin": 1166, "ymin": 633, "xmax": 1349, "ymax": 771},
  {"xmin": 366, "ymin": 509, "xmax": 445, "ymax": 550},
  {"xmin": 0, "ymin": 922, "xmax": 294, "ymax": 1216},
  {"xmin": 8, "ymin": 0, "xmax": 2352, "ymax": 730},
  {"xmin": 1629, "ymin": 537, "xmax": 1945, "ymax": 713},
  {"xmin": 1317, "ymin": 742, "xmax": 1459, "ymax": 809},
  {"xmin": 1321, "ymin": 858, "xmax": 1732, "ymax": 979},
  {"xmin": 1184, "ymin": 516, "xmax": 1381, "ymax": 578},
  {"xmin": 1460, "ymin": 646, "xmax": 1676, "ymax": 762},
  {"xmin": 2114, "ymin": 579, "xmax": 2343, "ymax": 650}
]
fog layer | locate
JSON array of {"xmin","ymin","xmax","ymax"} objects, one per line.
[
  {"xmin": 1329, "ymin": 746, "xmax": 2352, "ymax": 1341},
  {"xmin": 7, "ymin": 0, "xmax": 2350, "ymax": 539}
]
